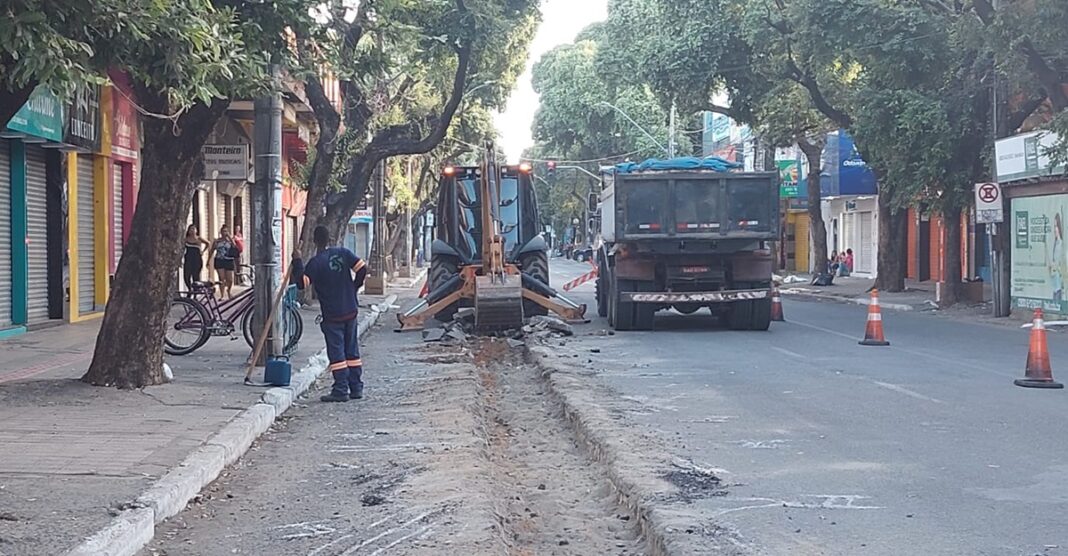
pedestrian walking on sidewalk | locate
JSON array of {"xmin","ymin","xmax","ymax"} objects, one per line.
[
  {"xmin": 292, "ymin": 225, "xmax": 368, "ymax": 403},
  {"xmin": 211, "ymin": 225, "xmax": 238, "ymax": 298},
  {"xmin": 183, "ymin": 225, "xmax": 209, "ymax": 289}
]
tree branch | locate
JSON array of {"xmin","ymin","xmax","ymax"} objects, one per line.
[
  {"xmin": 784, "ymin": 57, "xmax": 853, "ymax": 129},
  {"xmin": 1006, "ymin": 94, "xmax": 1046, "ymax": 133}
]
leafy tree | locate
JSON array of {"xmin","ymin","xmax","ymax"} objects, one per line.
[
  {"xmin": 83, "ymin": 0, "xmax": 313, "ymax": 388},
  {"xmin": 294, "ymin": 0, "xmax": 540, "ymax": 263}
]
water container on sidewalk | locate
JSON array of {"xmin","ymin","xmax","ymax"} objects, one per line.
[{"xmin": 264, "ymin": 357, "xmax": 292, "ymax": 386}]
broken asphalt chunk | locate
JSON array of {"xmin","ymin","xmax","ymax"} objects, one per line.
[{"xmin": 422, "ymin": 328, "xmax": 446, "ymax": 342}]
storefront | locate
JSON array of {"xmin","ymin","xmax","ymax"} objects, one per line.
[
  {"xmin": 997, "ymin": 130, "xmax": 1068, "ymax": 315},
  {"xmin": 65, "ymin": 84, "xmax": 105, "ymax": 321},
  {"xmin": 107, "ymin": 70, "xmax": 141, "ymax": 280},
  {"xmin": 819, "ymin": 131, "xmax": 880, "ymax": 278},
  {"xmin": 1, "ymin": 85, "xmax": 68, "ymax": 332}
]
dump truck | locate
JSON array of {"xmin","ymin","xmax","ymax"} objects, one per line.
[
  {"xmin": 397, "ymin": 145, "xmax": 586, "ymax": 332},
  {"xmin": 594, "ymin": 159, "xmax": 779, "ymax": 331}
]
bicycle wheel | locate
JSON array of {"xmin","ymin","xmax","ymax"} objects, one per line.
[
  {"xmin": 164, "ymin": 297, "xmax": 210, "ymax": 356},
  {"xmin": 242, "ymin": 304, "xmax": 304, "ymax": 353}
]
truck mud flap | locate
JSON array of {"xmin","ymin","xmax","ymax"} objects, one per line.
[{"xmin": 621, "ymin": 289, "xmax": 769, "ymax": 304}]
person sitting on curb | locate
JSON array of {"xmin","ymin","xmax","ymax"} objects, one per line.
[{"xmin": 291, "ymin": 226, "xmax": 368, "ymax": 403}]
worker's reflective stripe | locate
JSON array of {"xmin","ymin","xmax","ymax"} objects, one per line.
[
  {"xmin": 346, "ymin": 358, "xmax": 362, "ymax": 367},
  {"xmin": 353, "ymin": 259, "xmax": 366, "ymax": 272},
  {"xmin": 328, "ymin": 361, "xmax": 348, "ymax": 371}
]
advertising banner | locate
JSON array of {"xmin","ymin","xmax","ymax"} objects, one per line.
[
  {"xmin": 996, "ymin": 131, "xmax": 1064, "ymax": 182},
  {"xmin": 1011, "ymin": 194, "xmax": 1068, "ymax": 314},
  {"xmin": 778, "ymin": 159, "xmax": 801, "ymax": 197}
]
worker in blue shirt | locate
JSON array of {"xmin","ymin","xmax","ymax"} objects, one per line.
[{"xmin": 292, "ymin": 226, "xmax": 368, "ymax": 403}]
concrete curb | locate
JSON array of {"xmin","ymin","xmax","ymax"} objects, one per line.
[
  {"xmin": 526, "ymin": 347, "xmax": 740, "ymax": 556},
  {"xmin": 65, "ymin": 308, "xmax": 384, "ymax": 556},
  {"xmin": 782, "ymin": 289, "xmax": 919, "ymax": 312}
]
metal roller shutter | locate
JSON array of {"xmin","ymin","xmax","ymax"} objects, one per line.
[
  {"xmin": 77, "ymin": 155, "xmax": 95, "ymax": 314},
  {"xmin": 859, "ymin": 211, "xmax": 874, "ymax": 274},
  {"xmin": 0, "ymin": 141, "xmax": 11, "ymax": 327},
  {"xmin": 112, "ymin": 163, "xmax": 123, "ymax": 267},
  {"xmin": 26, "ymin": 146, "xmax": 48, "ymax": 323}
]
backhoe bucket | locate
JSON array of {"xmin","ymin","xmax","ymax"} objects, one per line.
[{"xmin": 474, "ymin": 275, "xmax": 524, "ymax": 332}]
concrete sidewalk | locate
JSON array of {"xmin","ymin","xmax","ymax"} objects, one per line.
[
  {"xmin": 778, "ymin": 275, "xmax": 939, "ymax": 311},
  {"xmin": 0, "ymin": 290, "xmax": 405, "ymax": 556},
  {"xmin": 775, "ymin": 274, "xmax": 1044, "ymax": 330}
]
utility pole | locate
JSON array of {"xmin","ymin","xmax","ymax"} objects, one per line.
[
  {"xmin": 252, "ymin": 64, "xmax": 284, "ymax": 364},
  {"xmin": 364, "ymin": 160, "xmax": 387, "ymax": 295},
  {"xmin": 990, "ymin": 0, "xmax": 1010, "ymax": 318},
  {"xmin": 668, "ymin": 102, "xmax": 677, "ymax": 159}
]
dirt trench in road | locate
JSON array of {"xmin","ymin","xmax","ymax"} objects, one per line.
[
  {"xmin": 471, "ymin": 339, "xmax": 645, "ymax": 555},
  {"xmin": 143, "ymin": 329, "xmax": 645, "ymax": 556}
]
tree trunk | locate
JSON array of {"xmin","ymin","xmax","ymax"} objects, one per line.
[
  {"xmin": 82, "ymin": 98, "xmax": 228, "ymax": 388},
  {"xmin": 874, "ymin": 194, "xmax": 907, "ymax": 292},
  {"xmin": 798, "ymin": 139, "xmax": 827, "ymax": 274},
  {"xmin": 0, "ymin": 85, "xmax": 34, "ymax": 130},
  {"xmin": 941, "ymin": 208, "xmax": 963, "ymax": 306}
]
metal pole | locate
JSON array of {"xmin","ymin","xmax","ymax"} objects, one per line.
[
  {"xmin": 668, "ymin": 102, "xmax": 677, "ymax": 159},
  {"xmin": 252, "ymin": 64, "xmax": 285, "ymax": 363},
  {"xmin": 364, "ymin": 160, "xmax": 387, "ymax": 294},
  {"xmin": 990, "ymin": 0, "xmax": 1010, "ymax": 317}
]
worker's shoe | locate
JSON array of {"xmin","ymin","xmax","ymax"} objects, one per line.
[
  {"xmin": 350, "ymin": 388, "xmax": 364, "ymax": 400},
  {"xmin": 320, "ymin": 392, "xmax": 349, "ymax": 403}
]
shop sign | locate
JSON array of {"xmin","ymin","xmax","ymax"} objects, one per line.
[
  {"xmin": 111, "ymin": 85, "xmax": 140, "ymax": 161},
  {"xmin": 353, "ymin": 209, "xmax": 373, "ymax": 223},
  {"xmin": 1011, "ymin": 194, "xmax": 1068, "ymax": 314},
  {"xmin": 996, "ymin": 131, "xmax": 1065, "ymax": 182},
  {"xmin": 64, "ymin": 84, "xmax": 101, "ymax": 151},
  {"xmin": 6, "ymin": 86, "xmax": 64, "ymax": 142},
  {"xmin": 202, "ymin": 144, "xmax": 250, "ymax": 180}
]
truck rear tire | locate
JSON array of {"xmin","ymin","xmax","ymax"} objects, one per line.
[
  {"xmin": 520, "ymin": 251, "xmax": 550, "ymax": 317},
  {"xmin": 595, "ymin": 255, "xmax": 608, "ymax": 318},
  {"xmin": 429, "ymin": 255, "xmax": 461, "ymax": 321},
  {"xmin": 632, "ymin": 281, "xmax": 656, "ymax": 331},
  {"xmin": 749, "ymin": 298, "xmax": 772, "ymax": 331},
  {"xmin": 613, "ymin": 279, "xmax": 638, "ymax": 331}
]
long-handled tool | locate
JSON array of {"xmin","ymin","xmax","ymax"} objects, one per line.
[{"xmin": 244, "ymin": 265, "xmax": 295, "ymax": 386}]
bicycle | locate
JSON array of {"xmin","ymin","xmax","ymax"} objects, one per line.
[{"xmin": 164, "ymin": 281, "xmax": 303, "ymax": 356}]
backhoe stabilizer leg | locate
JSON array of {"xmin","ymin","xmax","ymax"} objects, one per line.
[
  {"xmin": 521, "ymin": 288, "xmax": 588, "ymax": 323},
  {"xmin": 396, "ymin": 289, "xmax": 469, "ymax": 332}
]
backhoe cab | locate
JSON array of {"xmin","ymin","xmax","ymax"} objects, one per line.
[{"xmin": 397, "ymin": 145, "xmax": 586, "ymax": 332}]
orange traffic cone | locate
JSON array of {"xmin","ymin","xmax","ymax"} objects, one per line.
[
  {"xmin": 858, "ymin": 289, "xmax": 890, "ymax": 346},
  {"xmin": 1014, "ymin": 309, "xmax": 1063, "ymax": 389},
  {"xmin": 418, "ymin": 279, "xmax": 429, "ymax": 299},
  {"xmin": 770, "ymin": 288, "xmax": 785, "ymax": 322}
]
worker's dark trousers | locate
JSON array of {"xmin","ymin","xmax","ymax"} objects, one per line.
[{"xmin": 321, "ymin": 317, "xmax": 363, "ymax": 396}]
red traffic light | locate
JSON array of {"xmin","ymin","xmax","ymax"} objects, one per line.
[{"xmin": 547, "ymin": 161, "xmax": 557, "ymax": 170}]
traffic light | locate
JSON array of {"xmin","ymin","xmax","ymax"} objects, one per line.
[{"xmin": 546, "ymin": 160, "xmax": 556, "ymax": 178}]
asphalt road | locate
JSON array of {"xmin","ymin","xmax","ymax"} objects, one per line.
[{"xmin": 547, "ymin": 256, "xmax": 1068, "ymax": 556}]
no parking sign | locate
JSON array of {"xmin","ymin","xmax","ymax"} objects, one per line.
[{"xmin": 975, "ymin": 182, "xmax": 1004, "ymax": 224}]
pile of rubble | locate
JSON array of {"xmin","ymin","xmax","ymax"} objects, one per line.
[{"xmin": 421, "ymin": 309, "xmax": 574, "ymax": 347}]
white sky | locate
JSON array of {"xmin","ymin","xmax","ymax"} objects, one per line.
[{"xmin": 494, "ymin": 0, "xmax": 609, "ymax": 162}]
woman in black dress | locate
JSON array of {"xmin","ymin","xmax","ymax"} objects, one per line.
[{"xmin": 183, "ymin": 225, "xmax": 209, "ymax": 289}]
